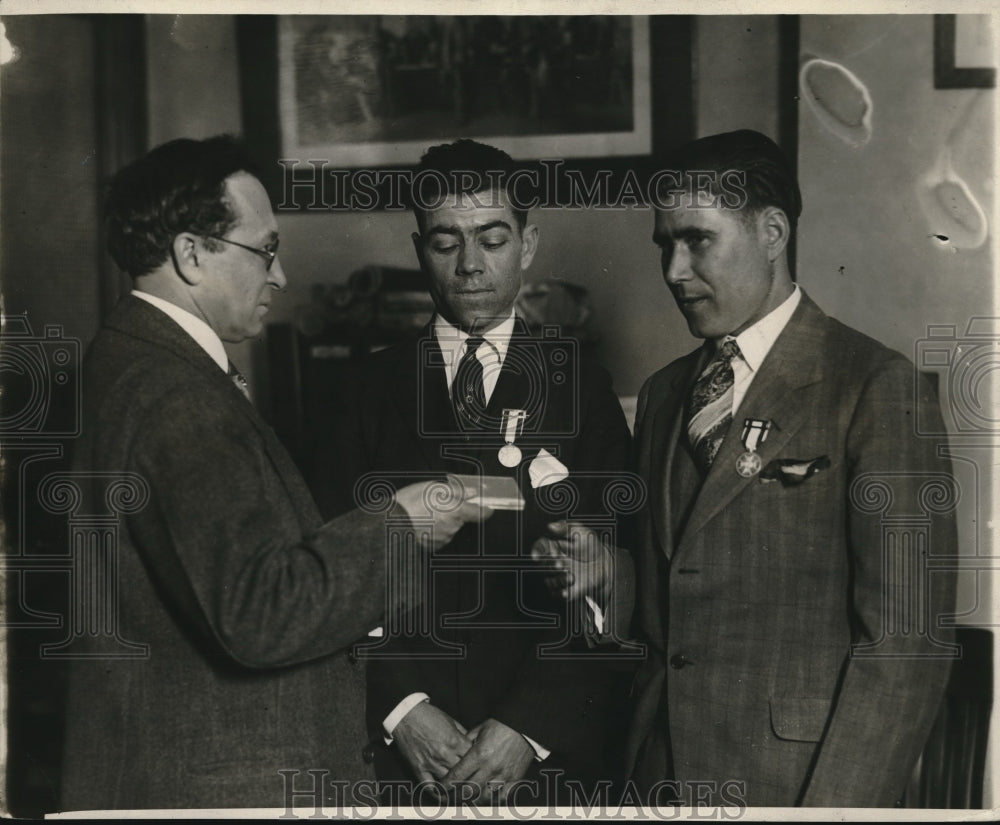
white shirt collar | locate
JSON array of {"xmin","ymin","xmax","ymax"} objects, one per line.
[
  {"xmin": 721, "ymin": 285, "xmax": 801, "ymax": 373},
  {"xmin": 433, "ymin": 310, "xmax": 516, "ymax": 369},
  {"xmin": 132, "ymin": 290, "xmax": 230, "ymax": 373},
  {"xmin": 433, "ymin": 310, "xmax": 517, "ymax": 398}
]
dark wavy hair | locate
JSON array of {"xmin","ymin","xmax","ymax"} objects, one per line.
[
  {"xmin": 658, "ymin": 129, "xmax": 802, "ymax": 235},
  {"xmin": 409, "ymin": 138, "xmax": 527, "ymax": 232},
  {"xmin": 105, "ymin": 135, "xmax": 260, "ymax": 278}
]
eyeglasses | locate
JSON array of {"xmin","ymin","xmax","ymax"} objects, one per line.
[{"xmin": 207, "ymin": 235, "xmax": 279, "ymax": 270}]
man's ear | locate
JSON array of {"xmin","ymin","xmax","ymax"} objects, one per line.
[
  {"xmin": 171, "ymin": 232, "xmax": 204, "ymax": 285},
  {"xmin": 758, "ymin": 207, "xmax": 790, "ymax": 263},
  {"xmin": 519, "ymin": 224, "xmax": 539, "ymax": 271}
]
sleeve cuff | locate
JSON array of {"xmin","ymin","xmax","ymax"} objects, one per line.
[
  {"xmin": 522, "ymin": 733, "xmax": 550, "ymax": 762},
  {"xmin": 382, "ymin": 692, "xmax": 430, "ymax": 744},
  {"xmin": 584, "ymin": 595, "xmax": 605, "ymax": 635}
]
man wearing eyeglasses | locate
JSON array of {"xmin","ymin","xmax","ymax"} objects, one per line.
[{"xmin": 60, "ymin": 135, "xmax": 489, "ymax": 811}]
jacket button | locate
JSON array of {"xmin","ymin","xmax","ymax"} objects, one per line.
[
  {"xmin": 669, "ymin": 654, "xmax": 691, "ymax": 669},
  {"xmin": 362, "ymin": 744, "xmax": 376, "ymax": 763}
]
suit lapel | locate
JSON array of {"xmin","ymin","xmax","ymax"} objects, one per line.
[
  {"xmin": 111, "ymin": 296, "xmax": 317, "ymax": 515},
  {"xmin": 648, "ymin": 350, "xmax": 705, "ymax": 559},
  {"xmin": 391, "ymin": 328, "xmax": 454, "ymax": 472},
  {"xmin": 679, "ymin": 295, "xmax": 828, "ymax": 543}
]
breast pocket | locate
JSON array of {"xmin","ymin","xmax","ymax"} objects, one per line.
[{"xmin": 769, "ymin": 696, "xmax": 832, "ymax": 743}]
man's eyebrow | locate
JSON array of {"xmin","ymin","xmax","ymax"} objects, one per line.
[
  {"xmin": 654, "ymin": 226, "xmax": 713, "ymax": 244},
  {"xmin": 425, "ymin": 225, "xmax": 461, "ymax": 237},
  {"xmin": 474, "ymin": 220, "xmax": 513, "ymax": 234}
]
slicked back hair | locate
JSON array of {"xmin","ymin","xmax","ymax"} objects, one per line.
[{"xmin": 658, "ymin": 129, "xmax": 802, "ymax": 236}]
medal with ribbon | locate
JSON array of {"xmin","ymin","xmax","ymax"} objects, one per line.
[
  {"xmin": 498, "ymin": 409, "xmax": 527, "ymax": 467},
  {"xmin": 736, "ymin": 418, "xmax": 771, "ymax": 477}
]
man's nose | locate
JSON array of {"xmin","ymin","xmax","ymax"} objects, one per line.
[
  {"xmin": 268, "ymin": 256, "xmax": 287, "ymax": 290},
  {"xmin": 662, "ymin": 244, "xmax": 690, "ymax": 285},
  {"xmin": 456, "ymin": 243, "xmax": 484, "ymax": 276}
]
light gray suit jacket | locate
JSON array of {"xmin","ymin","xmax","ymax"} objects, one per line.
[{"xmin": 625, "ymin": 292, "xmax": 957, "ymax": 807}]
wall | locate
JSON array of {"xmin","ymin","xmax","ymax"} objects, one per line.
[
  {"xmin": 0, "ymin": 16, "xmax": 100, "ymax": 345},
  {"xmin": 144, "ymin": 14, "xmax": 783, "ymax": 400},
  {"xmin": 797, "ymin": 14, "xmax": 996, "ymax": 805}
]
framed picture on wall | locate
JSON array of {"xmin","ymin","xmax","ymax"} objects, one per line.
[
  {"xmin": 236, "ymin": 15, "xmax": 693, "ymax": 208},
  {"xmin": 934, "ymin": 14, "xmax": 996, "ymax": 89}
]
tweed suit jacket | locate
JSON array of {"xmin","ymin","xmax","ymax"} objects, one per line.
[
  {"xmin": 317, "ymin": 319, "xmax": 635, "ymax": 790},
  {"xmin": 623, "ymin": 292, "xmax": 957, "ymax": 807},
  {"xmin": 61, "ymin": 296, "xmax": 394, "ymax": 811}
]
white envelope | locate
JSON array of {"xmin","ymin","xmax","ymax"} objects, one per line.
[{"xmin": 528, "ymin": 448, "xmax": 570, "ymax": 489}]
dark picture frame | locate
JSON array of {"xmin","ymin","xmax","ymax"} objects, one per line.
[
  {"xmin": 934, "ymin": 14, "xmax": 996, "ymax": 89},
  {"xmin": 236, "ymin": 15, "xmax": 693, "ymax": 209}
]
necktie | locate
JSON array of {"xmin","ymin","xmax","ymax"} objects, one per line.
[
  {"xmin": 227, "ymin": 361, "xmax": 251, "ymax": 402},
  {"xmin": 686, "ymin": 338, "xmax": 741, "ymax": 473},
  {"xmin": 452, "ymin": 336, "xmax": 486, "ymax": 428}
]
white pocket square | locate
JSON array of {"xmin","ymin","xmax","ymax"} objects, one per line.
[{"xmin": 528, "ymin": 448, "xmax": 569, "ymax": 489}]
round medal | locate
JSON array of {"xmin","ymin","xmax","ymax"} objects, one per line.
[
  {"xmin": 498, "ymin": 444, "xmax": 522, "ymax": 467},
  {"xmin": 735, "ymin": 450, "xmax": 762, "ymax": 478}
]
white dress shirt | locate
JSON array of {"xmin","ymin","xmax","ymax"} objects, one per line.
[
  {"xmin": 132, "ymin": 290, "xmax": 229, "ymax": 374},
  {"xmin": 433, "ymin": 311, "xmax": 516, "ymax": 404},
  {"xmin": 384, "ymin": 310, "xmax": 550, "ymax": 760},
  {"xmin": 722, "ymin": 285, "xmax": 802, "ymax": 414}
]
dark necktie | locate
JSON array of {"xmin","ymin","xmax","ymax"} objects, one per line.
[
  {"xmin": 452, "ymin": 336, "xmax": 487, "ymax": 428},
  {"xmin": 227, "ymin": 361, "xmax": 251, "ymax": 402},
  {"xmin": 686, "ymin": 338, "xmax": 741, "ymax": 473}
]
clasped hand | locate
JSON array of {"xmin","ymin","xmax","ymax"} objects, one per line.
[{"xmin": 394, "ymin": 704, "xmax": 533, "ymax": 803}]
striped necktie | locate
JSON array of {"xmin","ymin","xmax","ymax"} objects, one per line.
[
  {"xmin": 686, "ymin": 338, "xmax": 741, "ymax": 473},
  {"xmin": 452, "ymin": 336, "xmax": 487, "ymax": 428},
  {"xmin": 227, "ymin": 361, "xmax": 251, "ymax": 402}
]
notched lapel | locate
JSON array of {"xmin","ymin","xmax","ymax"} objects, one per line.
[
  {"xmin": 647, "ymin": 350, "xmax": 706, "ymax": 560},
  {"xmin": 400, "ymin": 334, "xmax": 454, "ymax": 472},
  {"xmin": 679, "ymin": 298, "xmax": 827, "ymax": 544}
]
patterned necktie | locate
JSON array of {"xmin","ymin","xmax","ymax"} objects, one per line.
[
  {"xmin": 686, "ymin": 338, "xmax": 741, "ymax": 473},
  {"xmin": 227, "ymin": 361, "xmax": 251, "ymax": 402},
  {"xmin": 452, "ymin": 336, "xmax": 487, "ymax": 428}
]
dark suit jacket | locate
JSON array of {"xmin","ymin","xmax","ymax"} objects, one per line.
[
  {"xmin": 61, "ymin": 296, "xmax": 393, "ymax": 810},
  {"xmin": 320, "ymin": 320, "xmax": 634, "ymax": 791},
  {"xmin": 624, "ymin": 292, "xmax": 957, "ymax": 807}
]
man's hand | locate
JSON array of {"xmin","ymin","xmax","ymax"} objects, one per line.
[
  {"xmin": 393, "ymin": 701, "xmax": 474, "ymax": 784},
  {"xmin": 394, "ymin": 476, "xmax": 493, "ymax": 550},
  {"xmin": 531, "ymin": 520, "xmax": 614, "ymax": 602},
  {"xmin": 441, "ymin": 718, "xmax": 534, "ymax": 803}
]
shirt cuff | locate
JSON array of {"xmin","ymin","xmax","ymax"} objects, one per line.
[
  {"xmin": 522, "ymin": 733, "xmax": 550, "ymax": 762},
  {"xmin": 584, "ymin": 595, "xmax": 605, "ymax": 635},
  {"xmin": 382, "ymin": 692, "xmax": 430, "ymax": 744}
]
